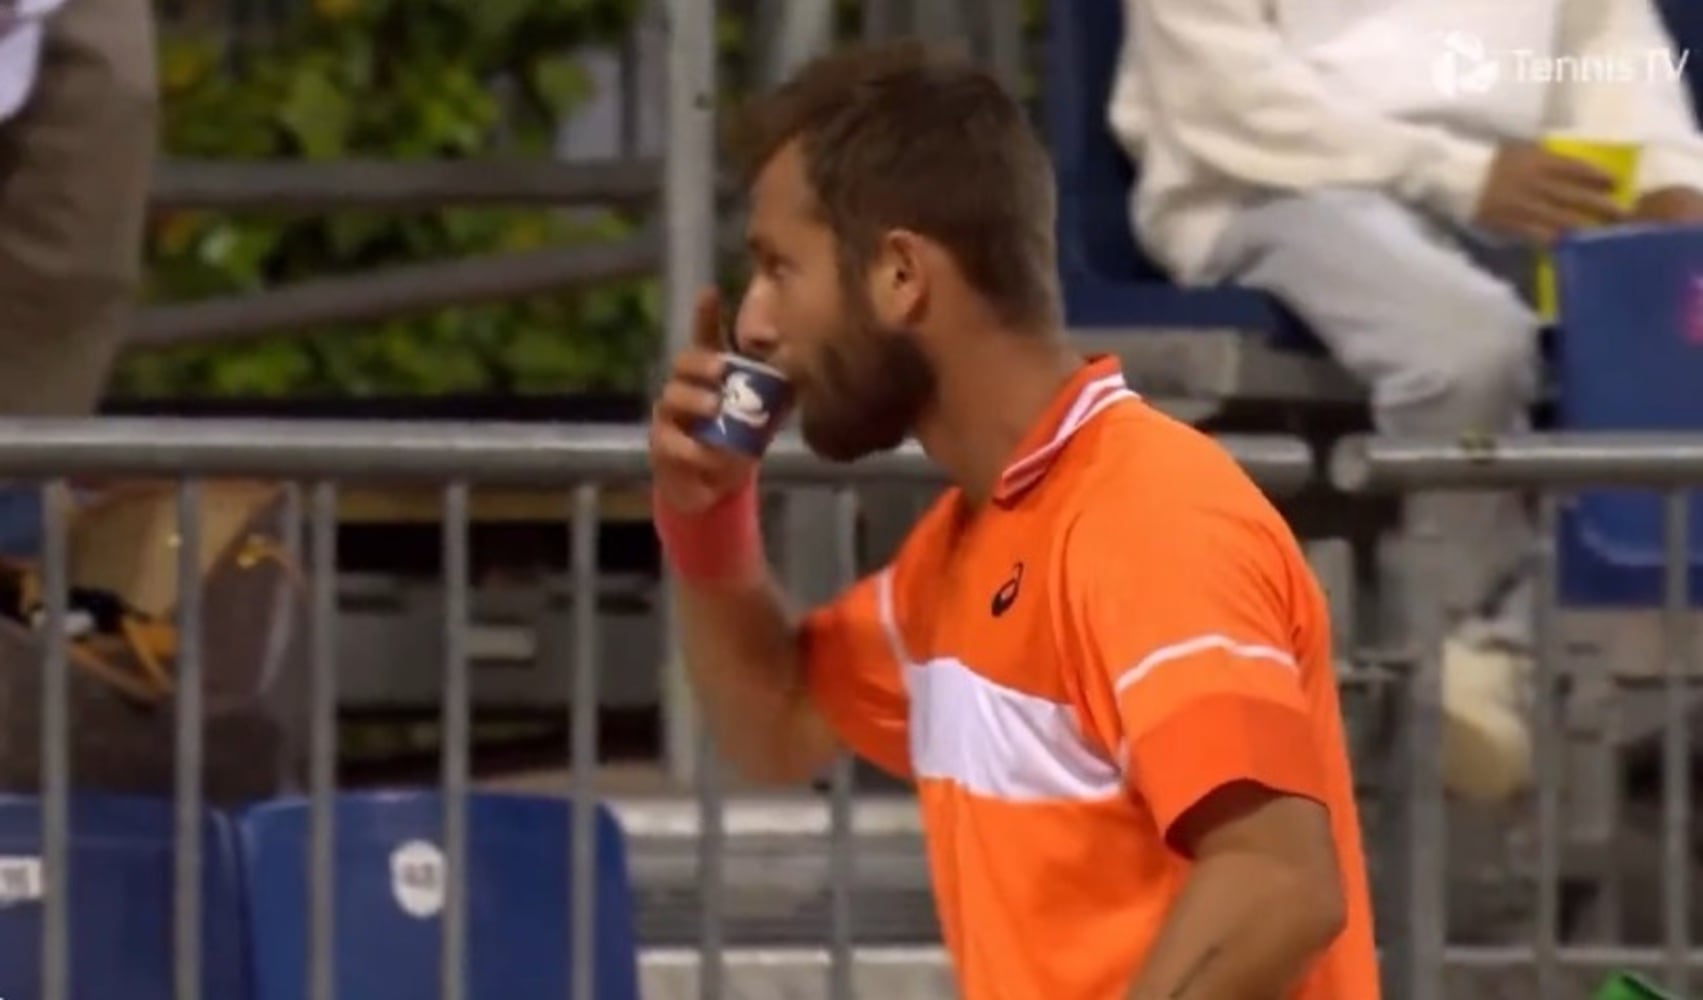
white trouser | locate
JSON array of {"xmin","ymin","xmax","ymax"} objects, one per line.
[{"xmin": 1202, "ymin": 188, "xmax": 1541, "ymax": 648}]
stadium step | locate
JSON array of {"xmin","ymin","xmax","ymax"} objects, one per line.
[
  {"xmin": 609, "ymin": 794, "xmax": 941, "ymax": 948},
  {"xmin": 638, "ymin": 946, "xmax": 952, "ymax": 1000}
]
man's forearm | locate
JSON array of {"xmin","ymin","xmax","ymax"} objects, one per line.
[
  {"xmin": 674, "ymin": 572, "xmax": 832, "ymax": 783},
  {"xmin": 1127, "ymin": 852, "xmax": 1344, "ymax": 999}
]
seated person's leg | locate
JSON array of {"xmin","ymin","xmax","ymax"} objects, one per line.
[
  {"xmin": 0, "ymin": 0, "xmax": 157, "ymax": 555},
  {"xmin": 1204, "ymin": 188, "xmax": 1540, "ymax": 804}
]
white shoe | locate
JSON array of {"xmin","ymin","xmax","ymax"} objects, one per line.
[{"xmin": 1440, "ymin": 637, "xmax": 1533, "ymax": 804}]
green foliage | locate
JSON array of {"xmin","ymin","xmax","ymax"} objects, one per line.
[{"xmin": 125, "ymin": 0, "xmax": 656, "ymax": 399}]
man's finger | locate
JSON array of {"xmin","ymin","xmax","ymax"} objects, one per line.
[
  {"xmin": 656, "ymin": 430, "xmax": 755, "ymax": 499},
  {"xmin": 656, "ymin": 378, "xmax": 723, "ymax": 425},
  {"xmin": 692, "ymin": 286, "xmax": 726, "ymax": 351},
  {"xmin": 651, "ymin": 418, "xmax": 728, "ymax": 479},
  {"xmin": 670, "ymin": 347, "xmax": 726, "ymax": 386}
]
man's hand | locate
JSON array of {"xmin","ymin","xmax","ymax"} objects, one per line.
[
  {"xmin": 1473, "ymin": 143, "xmax": 1625, "ymax": 245},
  {"xmin": 1126, "ymin": 783, "xmax": 1348, "ymax": 999},
  {"xmin": 1633, "ymin": 185, "xmax": 1703, "ymax": 225},
  {"xmin": 648, "ymin": 287, "xmax": 752, "ymax": 515},
  {"xmin": 649, "ymin": 285, "xmax": 836, "ymax": 785}
]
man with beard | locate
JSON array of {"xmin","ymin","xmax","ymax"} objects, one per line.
[{"xmin": 648, "ymin": 42, "xmax": 1378, "ymax": 999}]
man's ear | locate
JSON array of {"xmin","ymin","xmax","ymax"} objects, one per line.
[{"xmin": 869, "ymin": 229, "xmax": 928, "ymax": 327}]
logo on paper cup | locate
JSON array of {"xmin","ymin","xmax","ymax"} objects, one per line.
[
  {"xmin": 692, "ymin": 354, "xmax": 793, "ymax": 458},
  {"xmin": 719, "ymin": 371, "xmax": 772, "ymax": 429},
  {"xmin": 390, "ymin": 840, "xmax": 445, "ymax": 919}
]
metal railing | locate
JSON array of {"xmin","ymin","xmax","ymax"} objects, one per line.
[
  {"xmin": 9, "ymin": 418, "xmax": 1312, "ymax": 1000},
  {"xmin": 16, "ymin": 421, "xmax": 1703, "ymax": 999},
  {"xmin": 1332, "ymin": 432, "xmax": 1703, "ymax": 1000}
]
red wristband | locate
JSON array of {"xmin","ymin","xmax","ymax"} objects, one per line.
[{"xmin": 652, "ymin": 477, "xmax": 763, "ymax": 585}]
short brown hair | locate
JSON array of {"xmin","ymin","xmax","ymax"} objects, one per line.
[{"xmin": 729, "ymin": 41, "xmax": 1061, "ymax": 331}]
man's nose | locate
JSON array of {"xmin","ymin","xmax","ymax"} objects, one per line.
[{"xmin": 733, "ymin": 283, "xmax": 780, "ymax": 358}]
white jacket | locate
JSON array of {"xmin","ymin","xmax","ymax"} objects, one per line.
[
  {"xmin": 1109, "ymin": 0, "xmax": 1703, "ymax": 282},
  {"xmin": 0, "ymin": 0, "xmax": 66, "ymax": 123}
]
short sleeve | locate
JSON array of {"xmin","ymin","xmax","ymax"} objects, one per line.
[
  {"xmin": 801, "ymin": 568, "xmax": 911, "ymax": 779},
  {"xmin": 1063, "ymin": 499, "xmax": 1329, "ymax": 841}
]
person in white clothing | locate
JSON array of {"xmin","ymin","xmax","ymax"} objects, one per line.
[{"xmin": 1108, "ymin": 0, "xmax": 1703, "ymax": 804}]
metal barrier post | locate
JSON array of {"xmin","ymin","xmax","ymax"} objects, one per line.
[
  {"xmin": 660, "ymin": 0, "xmax": 718, "ymax": 788},
  {"xmin": 826, "ymin": 491, "xmax": 861, "ymax": 1000},
  {"xmin": 174, "ymin": 482, "xmax": 204, "ymax": 1000},
  {"xmin": 756, "ymin": 0, "xmax": 834, "ymax": 82},
  {"xmin": 695, "ymin": 721, "xmax": 726, "ymax": 1000},
  {"xmin": 308, "ymin": 481, "xmax": 339, "ymax": 1000},
  {"xmin": 1391, "ymin": 503, "xmax": 1449, "ymax": 1000},
  {"xmin": 440, "ymin": 482, "xmax": 471, "ymax": 1000},
  {"xmin": 1661, "ymin": 491, "xmax": 1692, "ymax": 994},
  {"xmin": 570, "ymin": 484, "xmax": 602, "ymax": 1000},
  {"xmin": 1532, "ymin": 495, "xmax": 1563, "ymax": 997},
  {"xmin": 974, "ymin": 0, "xmax": 1026, "ymax": 93},
  {"xmin": 40, "ymin": 481, "xmax": 70, "ymax": 1000},
  {"xmin": 662, "ymin": 1, "xmax": 725, "ymax": 993}
]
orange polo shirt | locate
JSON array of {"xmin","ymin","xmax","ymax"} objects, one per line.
[{"xmin": 801, "ymin": 356, "xmax": 1378, "ymax": 999}]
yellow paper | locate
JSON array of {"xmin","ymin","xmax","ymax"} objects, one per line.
[{"xmin": 1535, "ymin": 135, "xmax": 1641, "ymax": 322}]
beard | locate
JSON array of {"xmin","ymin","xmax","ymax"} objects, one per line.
[{"xmin": 794, "ymin": 292, "xmax": 936, "ymax": 464}]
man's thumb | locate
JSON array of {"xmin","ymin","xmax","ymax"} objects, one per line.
[{"xmin": 691, "ymin": 286, "xmax": 726, "ymax": 350}]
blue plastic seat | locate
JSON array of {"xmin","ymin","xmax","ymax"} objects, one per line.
[
  {"xmin": 0, "ymin": 794, "xmax": 248, "ymax": 1000},
  {"xmin": 1045, "ymin": 0, "xmax": 1308, "ymax": 344},
  {"xmin": 239, "ymin": 791, "xmax": 640, "ymax": 1000},
  {"xmin": 1552, "ymin": 226, "xmax": 1703, "ymax": 606}
]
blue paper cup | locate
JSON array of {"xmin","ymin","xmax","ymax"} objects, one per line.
[{"xmin": 691, "ymin": 354, "xmax": 793, "ymax": 458}]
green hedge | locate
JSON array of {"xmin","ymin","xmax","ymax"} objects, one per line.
[{"xmin": 125, "ymin": 0, "xmax": 657, "ymax": 399}]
